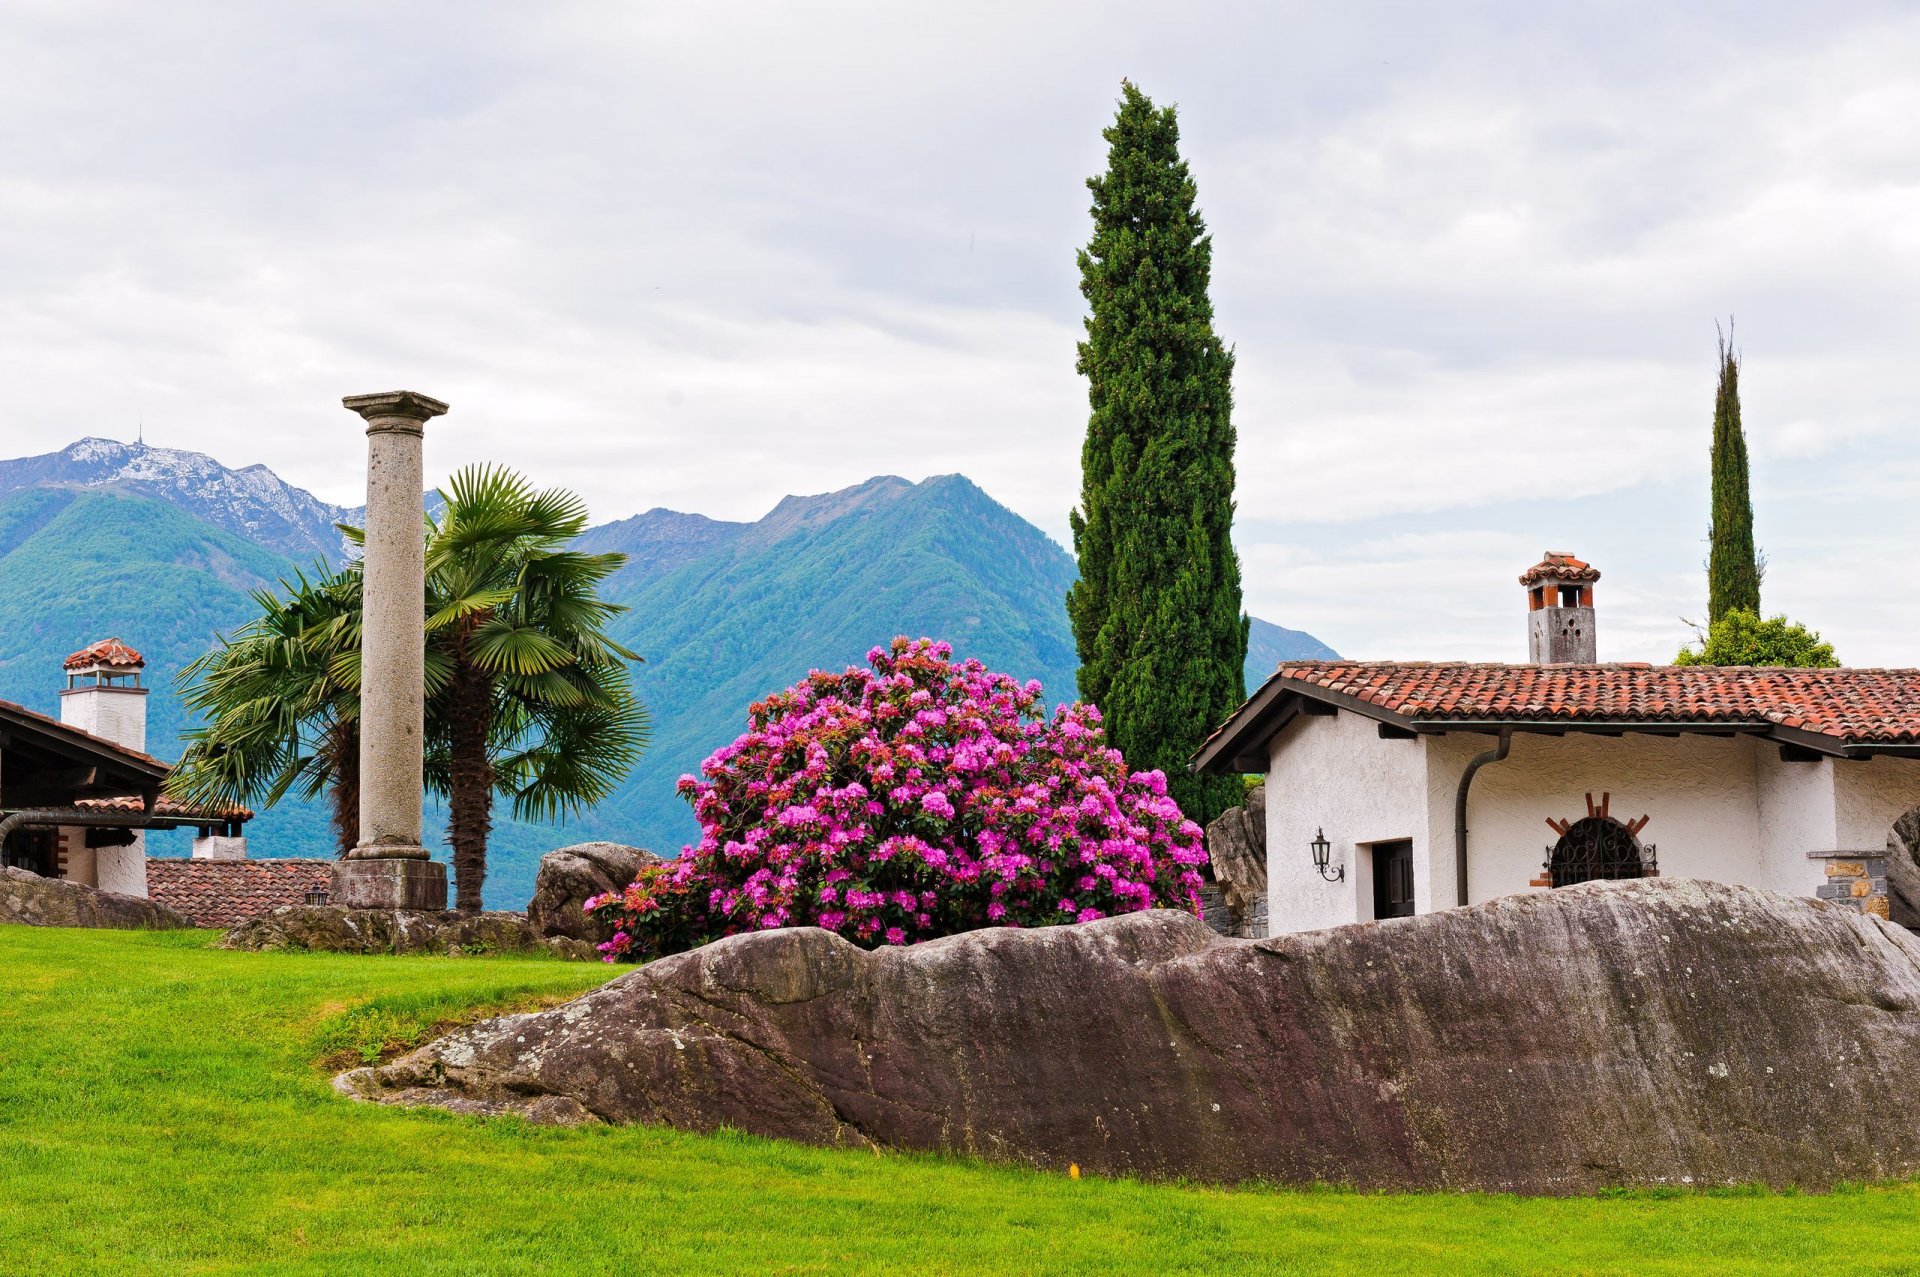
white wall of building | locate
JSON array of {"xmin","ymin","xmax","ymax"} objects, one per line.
[
  {"xmin": 62, "ymin": 839, "xmax": 98, "ymax": 888},
  {"xmin": 1264, "ymin": 710, "xmax": 1429, "ymax": 932},
  {"xmin": 1834, "ymin": 757, "xmax": 1920, "ymax": 852},
  {"xmin": 59, "ymin": 686, "xmax": 147, "ymax": 754},
  {"xmin": 1262, "ymin": 708, "xmax": 1920, "ymax": 935},
  {"xmin": 96, "ymin": 838, "xmax": 146, "ymax": 896},
  {"xmin": 1754, "ymin": 747, "xmax": 1837, "ymax": 896},
  {"xmin": 191, "ymin": 834, "xmax": 247, "ymax": 860}
]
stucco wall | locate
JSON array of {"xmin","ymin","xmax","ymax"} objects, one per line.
[
  {"xmin": 1434, "ymin": 730, "xmax": 1783, "ymax": 903},
  {"xmin": 96, "ymin": 837, "xmax": 147, "ymax": 897},
  {"xmin": 1753, "ymin": 746, "xmax": 1837, "ymax": 897},
  {"xmin": 1264, "ymin": 711, "xmax": 1428, "ymax": 931},
  {"xmin": 1833, "ymin": 757, "xmax": 1920, "ymax": 853}
]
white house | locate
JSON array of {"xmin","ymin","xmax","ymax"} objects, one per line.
[
  {"xmin": 1193, "ymin": 553, "xmax": 1920, "ymax": 934},
  {"xmin": 0, "ymin": 639, "xmax": 253, "ymax": 896}
]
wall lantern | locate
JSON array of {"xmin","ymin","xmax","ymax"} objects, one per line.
[{"xmin": 1310, "ymin": 827, "xmax": 1343, "ymax": 882}]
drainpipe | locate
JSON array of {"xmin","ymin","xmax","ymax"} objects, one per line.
[
  {"xmin": 1453, "ymin": 728, "xmax": 1514, "ymax": 907},
  {"xmin": 0, "ymin": 809, "xmax": 160, "ymax": 846}
]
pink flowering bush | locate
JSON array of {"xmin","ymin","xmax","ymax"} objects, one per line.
[{"xmin": 586, "ymin": 637, "xmax": 1207, "ymax": 961}]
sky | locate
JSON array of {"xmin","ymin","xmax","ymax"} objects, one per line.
[{"xmin": 5, "ymin": 2, "xmax": 1920, "ymax": 665}]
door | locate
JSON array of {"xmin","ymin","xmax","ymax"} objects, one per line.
[{"xmin": 1372, "ymin": 839, "xmax": 1415, "ymax": 919}]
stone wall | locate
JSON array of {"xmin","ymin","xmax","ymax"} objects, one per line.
[{"xmin": 1811, "ymin": 850, "xmax": 1892, "ymax": 920}]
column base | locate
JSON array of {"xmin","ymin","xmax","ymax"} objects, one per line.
[
  {"xmin": 331, "ymin": 858, "xmax": 448, "ymax": 911},
  {"xmin": 346, "ymin": 839, "xmax": 433, "ymax": 862}
]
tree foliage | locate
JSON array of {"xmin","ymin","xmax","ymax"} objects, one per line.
[
  {"xmin": 1708, "ymin": 326, "xmax": 1762, "ymax": 624},
  {"xmin": 171, "ymin": 465, "xmax": 649, "ymax": 906},
  {"xmin": 1674, "ymin": 609, "xmax": 1838, "ymax": 668},
  {"xmin": 171, "ymin": 564, "xmax": 363, "ymax": 854},
  {"xmin": 1066, "ymin": 80, "xmax": 1247, "ymax": 828},
  {"xmin": 420, "ymin": 465, "xmax": 649, "ymax": 910}
]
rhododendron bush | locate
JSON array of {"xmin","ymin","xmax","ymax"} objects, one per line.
[{"xmin": 586, "ymin": 637, "xmax": 1206, "ymax": 960}]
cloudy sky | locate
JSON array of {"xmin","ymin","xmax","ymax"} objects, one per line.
[{"xmin": 6, "ymin": 2, "xmax": 1920, "ymax": 665}]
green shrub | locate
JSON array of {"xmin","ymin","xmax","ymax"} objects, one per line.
[{"xmin": 1674, "ymin": 609, "xmax": 1838, "ymax": 668}]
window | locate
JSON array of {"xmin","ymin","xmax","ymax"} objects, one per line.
[
  {"xmin": 1558, "ymin": 584, "xmax": 1583, "ymax": 608},
  {"xmin": 1547, "ymin": 817, "xmax": 1650, "ymax": 887}
]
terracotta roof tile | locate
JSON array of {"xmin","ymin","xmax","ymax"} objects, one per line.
[
  {"xmin": 1271, "ymin": 661, "xmax": 1920, "ymax": 745},
  {"xmin": 64, "ymin": 638, "xmax": 144, "ymax": 670},
  {"xmin": 75, "ymin": 794, "xmax": 253, "ymax": 821},
  {"xmin": 1518, "ymin": 551, "xmax": 1602, "ymax": 587},
  {"xmin": 145, "ymin": 859, "xmax": 334, "ymax": 929}
]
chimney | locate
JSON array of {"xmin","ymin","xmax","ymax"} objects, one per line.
[
  {"xmin": 59, "ymin": 638, "xmax": 148, "ymax": 752},
  {"xmin": 1519, "ymin": 552, "xmax": 1599, "ymax": 664}
]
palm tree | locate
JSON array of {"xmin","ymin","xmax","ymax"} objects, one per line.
[
  {"xmin": 174, "ymin": 467, "xmax": 647, "ymax": 906},
  {"xmin": 170, "ymin": 564, "xmax": 364, "ymax": 854},
  {"xmin": 423, "ymin": 465, "xmax": 647, "ymax": 911}
]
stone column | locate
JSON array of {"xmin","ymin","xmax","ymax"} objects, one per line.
[{"xmin": 332, "ymin": 390, "xmax": 449, "ymax": 911}]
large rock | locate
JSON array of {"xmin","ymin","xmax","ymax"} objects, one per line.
[
  {"xmin": 221, "ymin": 906, "xmax": 594, "ymax": 959},
  {"xmin": 338, "ymin": 879, "xmax": 1920, "ymax": 1193},
  {"xmin": 527, "ymin": 841, "xmax": 660, "ymax": 941},
  {"xmin": 1203, "ymin": 783, "xmax": 1266, "ymax": 934},
  {"xmin": 0, "ymin": 866, "xmax": 190, "ymax": 930}
]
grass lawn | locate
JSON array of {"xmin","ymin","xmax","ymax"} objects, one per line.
[{"xmin": 4, "ymin": 927, "xmax": 1919, "ymax": 1276}]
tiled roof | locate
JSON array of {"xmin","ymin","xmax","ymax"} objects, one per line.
[
  {"xmin": 1195, "ymin": 660, "xmax": 1920, "ymax": 772},
  {"xmin": 0, "ymin": 698, "xmax": 171, "ymax": 774},
  {"xmin": 75, "ymin": 794, "xmax": 253, "ymax": 822},
  {"xmin": 1518, "ymin": 552, "xmax": 1601, "ymax": 587},
  {"xmin": 146, "ymin": 859, "xmax": 334, "ymax": 929},
  {"xmin": 64, "ymin": 638, "xmax": 144, "ymax": 670},
  {"xmin": 1276, "ymin": 662, "xmax": 1920, "ymax": 743}
]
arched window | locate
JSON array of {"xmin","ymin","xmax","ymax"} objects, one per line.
[{"xmin": 1547, "ymin": 816, "xmax": 1652, "ymax": 888}]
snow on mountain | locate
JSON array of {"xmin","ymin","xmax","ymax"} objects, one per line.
[{"xmin": 0, "ymin": 438, "xmax": 353, "ymax": 565}]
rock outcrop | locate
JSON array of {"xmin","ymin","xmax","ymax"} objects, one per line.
[
  {"xmin": 1203, "ymin": 783, "xmax": 1266, "ymax": 936},
  {"xmin": 339, "ymin": 879, "xmax": 1920, "ymax": 1193},
  {"xmin": 221, "ymin": 906, "xmax": 594, "ymax": 959},
  {"xmin": 527, "ymin": 842, "xmax": 660, "ymax": 941},
  {"xmin": 0, "ymin": 866, "xmax": 191, "ymax": 930}
]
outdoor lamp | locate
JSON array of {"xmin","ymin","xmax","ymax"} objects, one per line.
[{"xmin": 1310, "ymin": 827, "xmax": 1343, "ymax": 882}]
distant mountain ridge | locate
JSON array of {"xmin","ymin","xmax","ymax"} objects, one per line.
[
  {"xmin": 0, "ymin": 438, "xmax": 355, "ymax": 565},
  {"xmin": 0, "ymin": 441, "xmax": 1338, "ymax": 906}
]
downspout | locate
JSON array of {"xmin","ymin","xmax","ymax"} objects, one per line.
[{"xmin": 1452, "ymin": 728, "xmax": 1514, "ymax": 907}]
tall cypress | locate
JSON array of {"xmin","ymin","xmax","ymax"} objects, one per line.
[
  {"xmin": 1067, "ymin": 81, "xmax": 1247, "ymax": 827},
  {"xmin": 1707, "ymin": 326, "xmax": 1761, "ymax": 624}
]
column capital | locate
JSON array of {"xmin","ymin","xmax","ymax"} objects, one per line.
[{"xmin": 343, "ymin": 390, "xmax": 450, "ymax": 435}]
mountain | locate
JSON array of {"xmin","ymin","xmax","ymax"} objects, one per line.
[
  {"xmin": 0, "ymin": 444, "xmax": 1339, "ymax": 907},
  {"xmin": 575, "ymin": 508, "xmax": 748, "ymax": 595},
  {"xmin": 0, "ymin": 439, "xmax": 355, "ymax": 566},
  {"xmin": 1247, "ymin": 615, "xmax": 1339, "ymax": 671}
]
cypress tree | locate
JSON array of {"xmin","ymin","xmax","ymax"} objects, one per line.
[
  {"xmin": 1707, "ymin": 325, "xmax": 1761, "ymax": 624},
  {"xmin": 1066, "ymin": 81, "xmax": 1247, "ymax": 828}
]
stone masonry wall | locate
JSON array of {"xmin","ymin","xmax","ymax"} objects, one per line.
[{"xmin": 1811, "ymin": 850, "xmax": 1892, "ymax": 920}]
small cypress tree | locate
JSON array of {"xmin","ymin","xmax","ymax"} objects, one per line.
[
  {"xmin": 1707, "ymin": 325, "xmax": 1761, "ymax": 624},
  {"xmin": 1067, "ymin": 81, "xmax": 1247, "ymax": 828}
]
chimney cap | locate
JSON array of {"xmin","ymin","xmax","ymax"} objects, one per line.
[
  {"xmin": 64, "ymin": 637, "xmax": 144, "ymax": 671},
  {"xmin": 1519, "ymin": 551, "xmax": 1601, "ymax": 588}
]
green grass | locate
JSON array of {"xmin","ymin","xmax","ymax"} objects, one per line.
[{"xmin": 5, "ymin": 927, "xmax": 1920, "ymax": 1276}]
